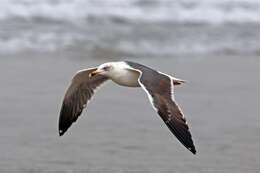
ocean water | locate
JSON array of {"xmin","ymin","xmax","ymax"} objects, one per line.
[
  {"xmin": 0, "ymin": 0, "xmax": 260, "ymax": 56},
  {"xmin": 1, "ymin": 55, "xmax": 260, "ymax": 173}
]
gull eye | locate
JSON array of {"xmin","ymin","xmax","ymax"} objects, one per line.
[{"xmin": 103, "ymin": 66, "xmax": 110, "ymax": 71}]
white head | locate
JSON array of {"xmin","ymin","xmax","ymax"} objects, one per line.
[{"xmin": 89, "ymin": 62, "xmax": 117, "ymax": 78}]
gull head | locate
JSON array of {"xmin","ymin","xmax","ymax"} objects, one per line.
[{"xmin": 89, "ymin": 62, "xmax": 115, "ymax": 78}]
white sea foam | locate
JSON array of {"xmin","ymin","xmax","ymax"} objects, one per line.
[
  {"xmin": 1, "ymin": 0, "xmax": 260, "ymax": 23},
  {"xmin": 1, "ymin": 0, "xmax": 260, "ymax": 55}
]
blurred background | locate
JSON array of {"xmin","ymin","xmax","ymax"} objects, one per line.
[
  {"xmin": 1, "ymin": 0, "xmax": 260, "ymax": 57},
  {"xmin": 1, "ymin": 0, "xmax": 260, "ymax": 173}
]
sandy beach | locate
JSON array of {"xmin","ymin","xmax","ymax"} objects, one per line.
[{"xmin": 0, "ymin": 51, "xmax": 259, "ymax": 173}]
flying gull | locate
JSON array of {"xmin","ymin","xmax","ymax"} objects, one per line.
[{"xmin": 58, "ymin": 61, "xmax": 196, "ymax": 154}]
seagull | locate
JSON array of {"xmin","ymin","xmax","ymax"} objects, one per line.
[{"xmin": 58, "ymin": 61, "xmax": 196, "ymax": 154}]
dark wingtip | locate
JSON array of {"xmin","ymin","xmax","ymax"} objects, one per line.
[
  {"xmin": 59, "ymin": 129, "xmax": 65, "ymax": 136},
  {"xmin": 185, "ymin": 141, "xmax": 196, "ymax": 154},
  {"xmin": 58, "ymin": 120, "xmax": 67, "ymax": 136},
  {"xmin": 58, "ymin": 102, "xmax": 75, "ymax": 137},
  {"xmin": 189, "ymin": 147, "xmax": 196, "ymax": 155},
  {"xmin": 59, "ymin": 131, "xmax": 63, "ymax": 136},
  {"xmin": 58, "ymin": 123, "xmax": 69, "ymax": 136}
]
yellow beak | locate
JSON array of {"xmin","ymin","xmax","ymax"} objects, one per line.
[{"xmin": 89, "ymin": 70, "xmax": 100, "ymax": 78}]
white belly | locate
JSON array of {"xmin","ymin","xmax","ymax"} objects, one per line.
[{"xmin": 110, "ymin": 69, "xmax": 140, "ymax": 87}]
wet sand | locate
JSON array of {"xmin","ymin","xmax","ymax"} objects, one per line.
[{"xmin": 0, "ymin": 52, "xmax": 260, "ymax": 173}]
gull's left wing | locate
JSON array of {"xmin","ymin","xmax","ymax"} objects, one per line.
[{"xmin": 59, "ymin": 68, "xmax": 109, "ymax": 136}]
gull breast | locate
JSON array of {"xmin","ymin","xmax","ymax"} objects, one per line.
[{"xmin": 111, "ymin": 68, "xmax": 140, "ymax": 87}]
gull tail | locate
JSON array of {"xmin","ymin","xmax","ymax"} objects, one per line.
[{"xmin": 172, "ymin": 77, "xmax": 187, "ymax": 86}]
